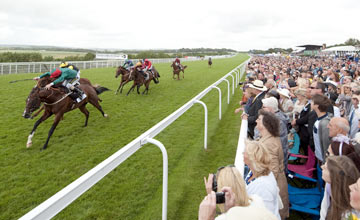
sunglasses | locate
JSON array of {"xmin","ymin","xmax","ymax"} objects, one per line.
[{"xmin": 212, "ymin": 165, "xmax": 235, "ymax": 192}]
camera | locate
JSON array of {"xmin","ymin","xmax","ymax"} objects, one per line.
[{"xmin": 216, "ymin": 192, "xmax": 225, "ymax": 204}]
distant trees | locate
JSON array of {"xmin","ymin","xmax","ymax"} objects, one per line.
[
  {"xmin": 249, "ymin": 48, "xmax": 293, "ymax": 55},
  {"xmin": 0, "ymin": 52, "xmax": 96, "ymax": 63},
  {"xmin": 345, "ymin": 38, "xmax": 360, "ymax": 46}
]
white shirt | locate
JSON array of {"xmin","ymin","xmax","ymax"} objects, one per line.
[
  {"xmin": 215, "ymin": 195, "xmax": 277, "ymax": 220},
  {"xmin": 246, "ymin": 172, "xmax": 281, "ymax": 220}
]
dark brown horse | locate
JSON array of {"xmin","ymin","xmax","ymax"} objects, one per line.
[
  {"xmin": 208, "ymin": 58, "xmax": 212, "ymax": 68},
  {"xmin": 23, "ymin": 76, "xmax": 109, "ymax": 150},
  {"xmin": 126, "ymin": 67, "xmax": 160, "ymax": 95},
  {"xmin": 171, "ymin": 62, "xmax": 187, "ymax": 80},
  {"xmin": 115, "ymin": 66, "xmax": 134, "ymax": 94}
]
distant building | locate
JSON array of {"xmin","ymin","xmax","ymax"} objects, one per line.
[{"xmin": 296, "ymin": 44, "xmax": 323, "ymax": 56}]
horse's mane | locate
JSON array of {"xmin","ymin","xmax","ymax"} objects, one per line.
[{"xmin": 37, "ymin": 76, "xmax": 55, "ymax": 88}]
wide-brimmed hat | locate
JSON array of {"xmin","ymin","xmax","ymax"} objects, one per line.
[
  {"xmin": 277, "ymin": 88, "xmax": 290, "ymax": 99},
  {"xmin": 248, "ymin": 80, "xmax": 267, "ymax": 91}
]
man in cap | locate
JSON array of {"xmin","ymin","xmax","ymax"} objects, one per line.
[{"xmin": 242, "ymin": 80, "xmax": 267, "ymax": 139}]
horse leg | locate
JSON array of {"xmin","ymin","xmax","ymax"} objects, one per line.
[
  {"xmin": 120, "ymin": 80, "xmax": 130, "ymax": 94},
  {"xmin": 137, "ymin": 84, "xmax": 141, "ymax": 94},
  {"xmin": 126, "ymin": 84, "xmax": 136, "ymax": 96},
  {"xmin": 115, "ymin": 82, "xmax": 123, "ymax": 95},
  {"xmin": 143, "ymin": 82, "xmax": 150, "ymax": 94},
  {"xmin": 26, "ymin": 111, "xmax": 53, "ymax": 148},
  {"xmin": 41, "ymin": 114, "xmax": 62, "ymax": 150},
  {"xmin": 88, "ymin": 98, "xmax": 108, "ymax": 118},
  {"xmin": 79, "ymin": 104, "xmax": 90, "ymax": 127}
]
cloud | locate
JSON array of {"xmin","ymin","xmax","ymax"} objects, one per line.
[{"xmin": 0, "ymin": 0, "xmax": 359, "ymax": 51}]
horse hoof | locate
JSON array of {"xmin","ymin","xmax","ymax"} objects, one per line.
[
  {"xmin": 26, "ymin": 142, "xmax": 32, "ymax": 148},
  {"xmin": 104, "ymin": 114, "xmax": 108, "ymax": 118}
]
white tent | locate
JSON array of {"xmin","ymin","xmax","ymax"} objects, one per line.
[{"xmin": 322, "ymin": 45, "xmax": 359, "ymax": 52}]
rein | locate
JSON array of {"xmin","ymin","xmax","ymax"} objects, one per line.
[{"xmin": 44, "ymin": 92, "xmax": 72, "ymax": 105}]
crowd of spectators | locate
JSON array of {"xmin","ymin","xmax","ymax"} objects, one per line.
[{"xmin": 198, "ymin": 54, "xmax": 360, "ymax": 220}]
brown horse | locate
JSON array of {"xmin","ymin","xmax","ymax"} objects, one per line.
[
  {"xmin": 208, "ymin": 58, "xmax": 212, "ymax": 68},
  {"xmin": 23, "ymin": 76, "xmax": 109, "ymax": 150},
  {"xmin": 126, "ymin": 67, "xmax": 160, "ymax": 95},
  {"xmin": 171, "ymin": 62, "xmax": 187, "ymax": 80},
  {"xmin": 115, "ymin": 66, "xmax": 134, "ymax": 94}
]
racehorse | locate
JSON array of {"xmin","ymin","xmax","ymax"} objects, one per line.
[
  {"xmin": 115, "ymin": 66, "xmax": 133, "ymax": 94},
  {"xmin": 208, "ymin": 58, "xmax": 212, "ymax": 68},
  {"xmin": 126, "ymin": 67, "xmax": 160, "ymax": 95},
  {"xmin": 171, "ymin": 62, "xmax": 187, "ymax": 80},
  {"xmin": 23, "ymin": 76, "xmax": 109, "ymax": 150}
]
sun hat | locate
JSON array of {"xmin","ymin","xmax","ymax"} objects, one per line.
[
  {"xmin": 248, "ymin": 80, "xmax": 267, "ymax": 91},
  {"xmin": 277, "ymin": 88, "xmax": 290, "ymax": 99}
]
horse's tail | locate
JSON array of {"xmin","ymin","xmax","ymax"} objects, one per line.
[{"xmin": 93, "ymin": 85, "xmax": 110, "ymax": 95}]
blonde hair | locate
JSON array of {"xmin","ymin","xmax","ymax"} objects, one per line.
[
  {"xmin": 245, "ymin": 140, "xmax": 271, "ymax": 177},
  {"xmin": 297, "ymin": 77, "xmax": 309, "ymax": 89},
  {"xmin": 217, "ymin": 167, "xmax": 251, "ymax": 212}
]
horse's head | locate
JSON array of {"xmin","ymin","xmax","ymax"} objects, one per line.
[
  {"xmin": 116, "ymin": 66, "xmax": 129, "ymax": 78},
  {"xmin": 115, "ymin": 66, "xmax": 122, "ymax": 78},
  {"xmin": 23, "ymin": 76, "xmax": 54, "ymax": 118},
  {"xmin": 23, "ymin": 86, "xmax": 41, "ymax": 119}
]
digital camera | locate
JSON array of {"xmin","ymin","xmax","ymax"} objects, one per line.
[{"xmin": 216, "ymin": 192, "xmax": 225, "ymax": 204}]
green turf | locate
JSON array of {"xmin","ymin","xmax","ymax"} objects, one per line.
[{"xmin": 0, "ymin": 54, "xmax": 248, "ymax": 219}]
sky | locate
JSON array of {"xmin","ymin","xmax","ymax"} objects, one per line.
[{"xmin": 0, "ymin": 0, "xmax": 359, "ymax": 51}]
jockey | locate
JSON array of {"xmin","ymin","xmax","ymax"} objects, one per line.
[
  {"xmin": 142, "ymin": 59, "xmax": 153, "ymax": 73},
  {"xmin": 34, "ymin": 68, "xmax": 86, "ymax": 102},
  {"xmin": 59, "ymin": 61, "xmax": 80, "ymax": 81},
  {"xmin": 133, "ymin": 59, "xmax": 148, "ymax": 79},
  {"xmin": 174, "ymin": 57, "xmax": 183, "ymax": 70},
  {"xmin": 122, "ymin": 59, "xmax": 134, "ymax": 71},
  {"xmin": 142, "ymin": 59, "xmax": 153, "ymax": 80}
]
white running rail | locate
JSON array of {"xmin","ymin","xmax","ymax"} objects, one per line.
[
  {"xmin": 20, "ymin": 57, "xmax": 250, "ymax": 220},
  {"xmin": 0, "ymin": 55, "xmax": 234, "ymax": 75}
]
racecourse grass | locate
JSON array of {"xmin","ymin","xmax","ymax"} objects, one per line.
[{"xmin": 0, "ymin": 54, "xmax": 248, "ymax": 219}]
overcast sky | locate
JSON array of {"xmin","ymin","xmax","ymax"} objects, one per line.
[{"xmin": 0, "ymin": 0, "xmax": 358, "ymax": 51}]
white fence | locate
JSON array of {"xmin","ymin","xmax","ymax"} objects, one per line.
[
  {"xmin": 0, "ymin": 55, "xmax": 234, "ymax": 75},
  {"xmin": 19, "ymin": 57, "xmax": 250, "ymax": 220}
]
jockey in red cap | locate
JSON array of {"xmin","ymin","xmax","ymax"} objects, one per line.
[
  {"xmin": 33, "ymin": 67, "xmax": 86, "ymax": 102},
  {"xmin": 174, "ymin": 57, "xmax": 184, "ymax": 71}
]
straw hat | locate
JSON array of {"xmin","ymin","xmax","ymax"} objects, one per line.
[
  {"xmin": 277, "ymin": 88, "xmax": 290, "ymax": 99},
  {"xmin": 248, "ymin": 80, "xmax": 267, "ymax": 91}
]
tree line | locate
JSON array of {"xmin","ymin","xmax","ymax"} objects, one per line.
[{"xmin": 0, "ymin": 52, "xmax": 95, "ymax": 63}]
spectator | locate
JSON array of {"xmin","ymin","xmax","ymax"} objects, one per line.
[
  {"xmin": 198, "ymin": 188, "xmax": 277, "ymax": 220},
  {"xmin": 349, "ymin": 178, "xmax": 360, "ymax": 219},
  {"xmin": 242, "ymin": 80, "xmax": 267, "ymax": 139},
  {"xmin": 277, "ymin": 88, "xmax": 294, "ymax": 116},
  {"xmin": 201, "ymin": 166, "xmax": 275, "ymax": 220},
  {"xmin": 348, "ymin": 94, "xmax": 360, "ymax": 138},
  {"xmin": 336, "ymin": 84, "xmax": 353, "ymax": 117},
  {"xmin": 312, "ymin": 94, "xmax": 332, "ymax": 163},
  {"xmin": 254, "ymin": 109, "xmax": 289, "ymax": 219},
  {"xmin": 204, "ymin": 166, "xmax": 251, "ymax": 213},
  {"xmin": 244, "ymin": 140, "xmax": 282, "ymax": 219},
  {"xmin": 293, "ymin": 88, "xmax": 308, "ymax": 119},
  {"xmin": 260, "ymin": 99, "xmax": 289, "ymax": 172},
  {"xmin": 321, "ymin": 156, "xmax": 360, "ymax": 220}
]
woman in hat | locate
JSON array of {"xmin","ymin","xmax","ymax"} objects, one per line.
[{"xmin": 277, "ymin": 88, "xmax": 294, "ymax": 116}]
